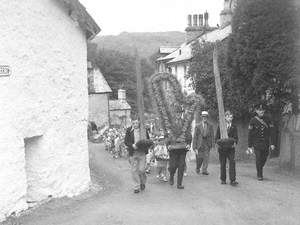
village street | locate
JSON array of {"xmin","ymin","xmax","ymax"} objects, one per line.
[{"xmin": 5, "ymin": 143, "xmax": 300, "ymax": 225}]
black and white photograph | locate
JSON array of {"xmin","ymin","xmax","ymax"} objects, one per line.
[{"xmin": 1, "ymin": 0, "xmax": 300, "ymax": 224}]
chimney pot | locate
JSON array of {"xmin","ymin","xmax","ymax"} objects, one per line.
[
  {"xmin": 187, "ymin": 15, "xmax": 192, "ymax": 27},
  {"xmin": 199, "ymin": 14, "xmax": 203, "ymax": 27},
  {"xmin": 204, "ymin": 11, "xmax": 209, "ymax": 27},
  {"xmin": 193, "ymin": 14, "xmax": 198, "ymax": 26}
]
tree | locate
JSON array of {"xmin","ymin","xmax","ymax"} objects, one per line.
[
  {"xmin": 89, "ymin": 46, "xmax": 155, "ymax": 113},
  {"xmin": 228, "ymin": 0, "xmax": 300, "ymax": 116},
  {"xmin": 188, "ymin": 40, "xmax": 242, "ymax": 118}
]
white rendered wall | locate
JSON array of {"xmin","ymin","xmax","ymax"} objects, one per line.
[
  {"xmin": 0, "ymin": 0, "xmax": 90, "ymax": 221},
  {"xmin": 89, "ymin": 94, "xmax": 110, "ymax": 128}
]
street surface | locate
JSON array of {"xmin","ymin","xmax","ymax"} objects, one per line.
[{"xmin": 4, "ymin": 143, "xmax": 300, "ymax": 225}]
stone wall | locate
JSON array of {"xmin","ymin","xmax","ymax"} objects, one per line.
[{"xmin": 0, "ymin": 0, "xmax": 90, "ymax": 221}]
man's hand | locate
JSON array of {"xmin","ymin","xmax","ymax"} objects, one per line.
[
  {"xmin": 186, "ymin": 144, "xmax": 191, "ymax": 150},
  {"xmin": 132, "ymin": 144, "xmax": 137, "ymax": 149},
  {"xmin": 270, "ymin": 145, "xmax": 275, "ymax": 151}
]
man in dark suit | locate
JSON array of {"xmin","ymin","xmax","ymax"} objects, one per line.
[
  {"xmin": 248, "ymin": 103, "xmax": 275, "ymax": 181},
  {"xmin": 192, "ymin": 111, "xmax": 214, "ymax": 175},
  {"xmin": 124, "ymin": 116, "xmax": 150, "ymax": 193},
  {"xmin": 215, "ymin": 110, "xmax": 239, "ymax": 186}
]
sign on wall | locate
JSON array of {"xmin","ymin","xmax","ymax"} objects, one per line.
[{"xmin": 0, "ymin": 65, "xmax": 11, "ymax": 77}]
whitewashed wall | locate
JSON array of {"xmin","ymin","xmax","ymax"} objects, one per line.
[
  {"xmin": 89, "ymin": 94, "xmax": 110, "ymax": 128},
  {"xmin": 0, "ymin": 0, "xmax": 90, "ymax": 221}
]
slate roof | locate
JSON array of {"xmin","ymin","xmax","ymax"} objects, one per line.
[
  {"xmin": 157, "ymin": 25, "xmax": 232, "ymax": 64},
  {"xmin": 89, "ymin": 69, "xmax": 112, "ymax": 94}
]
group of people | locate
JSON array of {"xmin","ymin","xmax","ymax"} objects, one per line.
[{"xmin": 124, "ymin": 102, "xmax": 275, "ymax": 193}]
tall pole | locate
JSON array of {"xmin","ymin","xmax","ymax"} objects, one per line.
[
  {"xmin": 213, "ymin": 43, "xmax": 228, "ymax": 139},
  {"xmin": 135, "ymin": 48, "xmax": 146, "ymax": 139}
]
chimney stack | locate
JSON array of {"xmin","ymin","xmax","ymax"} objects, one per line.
[
  {"xmin": 198, "ymin": 14, "xmax": 203, "ymax": 27},
  {"xmin": 193, "ymin": 14, "xmax": 198, "ymax": 26},
  {"xmin": 204, "ymin": 11, "xmax": 209, "ymax": 27},
  {"xmin": 118, "ymin": 89, "xmax": 126, "ymax": 102},
  {"xmin": 187, "ymin": 14, "xmax": 192, "ymax": 27}
]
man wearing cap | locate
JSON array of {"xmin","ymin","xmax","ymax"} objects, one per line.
[
  {"xmin": 248, "ymin": 103, "xmax": 275, "ymax": 181},
  {"xmin": 192, "ymin": 111, "xmax": 214, "ymax": 175},
  {"xmin": 215, "ymin": 110, "xmax": 239, "ymax": 185}
]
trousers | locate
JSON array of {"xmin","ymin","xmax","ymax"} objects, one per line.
[
  {"xmin": 219, "ymin": 149, "xmax": 236, "ymax": 182},
  {"xmin": 255, "ymin": 149, "xmax": 269, "ymax": 178},
  {"xmin": 168, "ymin": 150, "xmax": 186, "ymax": 186},
  {"xmin": 196, "ymin": 149, "xmax": 210, "ymax": 173},
  {"xmin": 130, "ymin": 151, "xmax": 147, "ymax": 190}
]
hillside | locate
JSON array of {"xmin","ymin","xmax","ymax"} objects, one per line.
[{"xmin": 92, "ymin": 31, "xmax": 185, "ymax": 58}]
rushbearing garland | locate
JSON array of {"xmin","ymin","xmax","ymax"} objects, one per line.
[{"xmin": 149, "ymin": 72, "xmax": 204, "ymax": 142}]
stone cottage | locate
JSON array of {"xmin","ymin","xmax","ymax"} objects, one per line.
[
  {"xmin": 109, "ymin": 89, "xmax": 132, "ymax": 128},
  {"xmin": 0, "ymin": 0, "xmax": 100, "ymax": 221},
  {"xmin": 88, "ymin": 62, "xmax": 112, "ymax": 129}
]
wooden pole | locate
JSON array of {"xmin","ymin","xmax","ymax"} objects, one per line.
[
  {"xmin": 213, "ymin": 43, "xmax": 228, "ymax": 139},
  {"xmin": 135, "ymin": 49, "xmax": 146, "ymax": 139}
]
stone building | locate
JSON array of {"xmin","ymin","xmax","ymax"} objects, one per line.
[
  {"xmin": 88, "ymin": 63, "xmax": 112, "ymax": 129},
  {"xmin": 109, "ymin": 89, "xmax": 132, "ymax": 128},
  {"xmin": 0, "ymin": 0, "xmax": 100, "ymax": 221}
]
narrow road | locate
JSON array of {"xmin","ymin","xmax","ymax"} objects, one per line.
[{"xmin": 5, "ymin": 143, "xmax": 300, "ymax": 225}]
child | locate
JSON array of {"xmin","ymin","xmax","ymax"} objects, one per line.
[{"xmin": 154, "ymin": 135, "xmax": 169, "ymax": 182}]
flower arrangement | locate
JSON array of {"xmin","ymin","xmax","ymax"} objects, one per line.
[{"xmin": 148, "ymin": 72, "xmax": 204, "ymax": 142}]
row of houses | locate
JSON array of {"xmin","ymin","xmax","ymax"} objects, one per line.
[{"xmin": 155, "ymin": 0, "xmax": 300, "ymax": 169}]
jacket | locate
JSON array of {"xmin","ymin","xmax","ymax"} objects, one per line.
[
  {"xmin": 215, "ymin": 123, "xmax": 238, "ymax": 150},
  {"xmin": 192, "ymin": 122, "xmax": 214, "ymax": 151},
  {"xmin": 124, "ymin": 126, "xmax": 150, "ymax": 156},
  {"xmin": 248, "ymin": 116, "xmax": 275, "ymax": 149}
]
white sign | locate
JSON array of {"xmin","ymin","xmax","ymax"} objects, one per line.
[{"xmin": 0, "ymin": 65, "xmax": 10, "ymax": 77}]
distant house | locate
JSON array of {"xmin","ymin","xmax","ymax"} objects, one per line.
[
  {"xmin": 156, "ymin": 0, "xmax": 236, "ymax": 94},
  {"xmin": 0, "ymin": 0, "xmax": 100, "ymax": 221},
  {"xmin": 109, "ymin": 89, "xmax": 132, "ymax": 128},
  {"xmin": 88, "ymin": 62, "xmax": 112, "ymax": 129}
]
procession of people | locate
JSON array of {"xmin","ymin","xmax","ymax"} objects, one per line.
[{"xmin": 124, "ymin": 101, "xmax": 276, "ymax": 194}]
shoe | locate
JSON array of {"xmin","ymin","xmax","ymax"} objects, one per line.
[
  {"xmin": 140, "ymin": 184, "xmax": 146, "ymax": 191},
  {"xmin": 177, "ymin": 185, "xmax": 184, "ymax": 189},
  {"xmin": 202, "ymin": 172, "xmax": 209, "ymax": 175},
  {"xmin": 169, "ymin": 177, "xmax": 174, "ymax": 185},
  {"xmin": 134, "ymin": 189, "xmax": 140, "ymax": 194},
  {"xmin": 184, "ymin": 172, "xmax": 188, "ymax": 177},
  {"xmin": 230, "ymin": 181, "xmax": 238, "ymax": 186},
  {"xmin": 221, "ymin": 180, "xmax": 226, "ymax": 185},
  {"xmin": 257, "ymin": 177, "xmax": 263, "ymax": 181},
  {"xmin": 196, "ymin": 169, "xmax": 200, "ymax": 174},
  {"xmin": 162, "ymin": 176, "xmax": 168, "ymax": 182}
]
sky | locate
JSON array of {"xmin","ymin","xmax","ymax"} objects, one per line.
[{"xmin": 80, "ymin": 0, "xmax": 224, "ymax": 35}]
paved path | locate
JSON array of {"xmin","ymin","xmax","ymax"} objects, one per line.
[{"xmin": 4, "ymin": 143, "xmax": 300, "ymax": 225}]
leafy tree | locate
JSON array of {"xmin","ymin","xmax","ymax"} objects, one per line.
[
  {"xmin": 228, "ymin": 0, "xmax": 300, "ymax": 116},
  {"xmin": 90, "ymin": 46, "xmax": 155, "ymax": 113},
  {"xmin": 188, "ymin": 40, "xmax": 242, "ymax": 118},
  {"xmin": 188, "ymin": 0, "xmax": 300, "ymax": 120}
]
